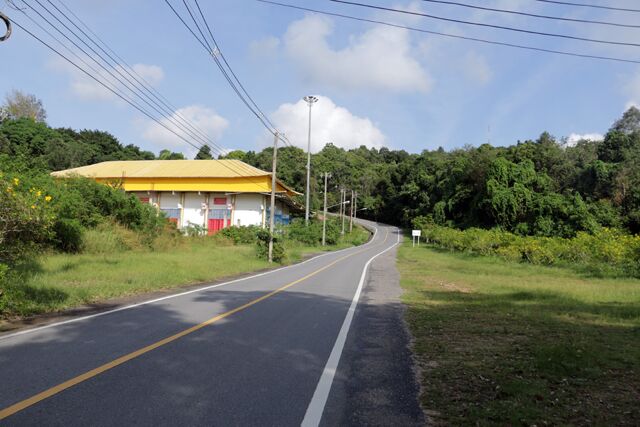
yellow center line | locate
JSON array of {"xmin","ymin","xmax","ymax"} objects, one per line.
[{"xmin": 0, "ymin": 230, "xmax": 390, "ymax": 420}]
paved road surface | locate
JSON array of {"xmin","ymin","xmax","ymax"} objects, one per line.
[{"xmin": 0, "ymin": 221, "xmax": 423, "ymax": 426}]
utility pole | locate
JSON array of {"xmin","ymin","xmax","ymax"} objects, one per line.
[
  {"xmin": 352, "ymin": 191, "xmax": 357, "ymax": 231},
  {"xmin": 303, "ymin": 95, "xmax": 318, "ymax": 225},
  {"xmin": 341, "ymin": 188, "xmax": 346, "ymax": 235},
  {"xmin": 268, "ymin": 131, "xmax": 279, "ymax": 263},
  {"xmin": 349, "ymin": 190, "xmax": 354, "ymax": 233},
  {"xmin": 322, "ymin": 172, "xmax": 331, "ymax": 246}
]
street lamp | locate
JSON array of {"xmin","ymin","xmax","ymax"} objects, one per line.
[
  {"xmin": 303, "ymin": 95, "xmax": 318, "ymax": 225},
  {"xmin": 327, "ymin": 200, "xmax": 350, "ymax": 210}
]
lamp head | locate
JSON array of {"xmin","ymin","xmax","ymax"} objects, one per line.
[{"xmin": 303, "ymin": 95, "xmax": 319, "ymax": 105}]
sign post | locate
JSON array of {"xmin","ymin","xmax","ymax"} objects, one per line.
[{"xmin": 412, "ymin": 229, "xmax": 421, "ymax": 247}]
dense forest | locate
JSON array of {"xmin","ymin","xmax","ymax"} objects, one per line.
[
  {"xmin": 227, "ymin": 107, "xmax": 640, "ymax": 237},
  {"xmin": 2, "ymin": 90, "xmax": 639, "ymax": 238}
]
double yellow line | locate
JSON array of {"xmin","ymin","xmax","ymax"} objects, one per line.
[{"xmin": 0, "ymin": 231, "xmax": 389, "ymax": 420}]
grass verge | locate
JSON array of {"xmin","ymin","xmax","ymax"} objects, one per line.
[
  {"xmin": 398, "ymin": 242, "xmax": 640, "ymax": 426},
  {"xmin": 1, "ymin": 224, "xmax": 371, "ymax": 321}
]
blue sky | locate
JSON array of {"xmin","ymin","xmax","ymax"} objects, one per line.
[{"xmin": 1, "ymin": 0, "xmax": 639, "ymax": 157}]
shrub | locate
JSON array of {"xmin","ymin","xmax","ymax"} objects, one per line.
[
  {"xmin": 53, "ymin": 218, "xmax": 83, "ymax": 253},
  {"xmin": 218, "ymin": 225, "xmax": 261, "ymax": 244},
  {"xmin": 285, "ymin": 218, "xmax": 341, "ymax": 245},
  {"xmin": 0, "ymin": 174, "xmax": 54, "ymax": 264},
  {"xmin": 256, "ymin": 229, "xmax": 285, "ymax": 263},
  {"xmin": 418, "ymin": 223, "xmax": 640, "ymax": 278}
]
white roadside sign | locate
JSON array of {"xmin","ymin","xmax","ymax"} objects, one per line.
[{"xmin": 412, "ymin": 229, "xmax": 421, "ymax": 247}]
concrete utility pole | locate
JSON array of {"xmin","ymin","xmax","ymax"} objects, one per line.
[
  {"xmin": 341, "ymin": 188, "xmax": 346, "ymax": 235},
  {"xmin": 349, "ymin": 190, "xmax": 354, "ymax": 233},
  {"xmin": 268, "ymin": 131, "xmax": 279, "ymax": 263},
  {"xmin": 322, "ymin": 172, "xmax": 331, "ymax": 246},
  {"xmin": 351, "ymin": 190, "xmax": 357, "ymax": 232},
  {"xmin": 303, "ymin": 95, "xmax": 318, "ymax": 225}
]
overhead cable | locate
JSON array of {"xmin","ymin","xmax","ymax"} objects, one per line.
[
  {"xmin": 254, "ymin": 0, "xmax": 640, "ymax": 65},
  {"xmin": 534, "ymin": 0, "xmax": 640, "ymax": 13},
  {"xmin": 164, "ymin": 0, "xmax": 291, "ymax": 148},
  {"xmin": 329, "ymin": 0, "xmax": 640, "ymax": 48},
  {"xmin": 420, "ymin": 0, "xmax": 640, "ymax": 28}
]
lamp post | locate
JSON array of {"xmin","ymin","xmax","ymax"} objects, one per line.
[{"xmin": 303, "ymin": 95, "xmax": 318, "ymax": 225}]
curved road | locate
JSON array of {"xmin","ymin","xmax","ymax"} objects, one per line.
[{"xmin": 0, "ymin": 221, "xmax": 423, "ymax": 426}]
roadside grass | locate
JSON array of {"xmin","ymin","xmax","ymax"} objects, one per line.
[
  {"xmin": 397, "ymin": 243, "xmax": 640, "ymax": 426},
  {"xmin": 286, "ymin": 224, "xmax": 371, "ymax": 261},
  {"xmin": 0, "ymin": 224, "xmax": 371, "ymax": 321}
]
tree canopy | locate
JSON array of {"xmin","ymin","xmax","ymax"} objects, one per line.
[{"xmin": 2, "ymin": 90, "xmax": 47, "ymax": 123}]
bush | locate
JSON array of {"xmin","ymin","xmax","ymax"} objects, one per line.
[
  {"xmin": 0, "ymin": 174, "xmax": 54, "ymax": 264},
  {"xmin": 418, "ymin": 223, "xmax": 640, "ymax": 278},
  {"xmin": 256, "ymin": 229, "xmax": 285, "ymax": 263},
  {"xmin": 53, "ymin": 218, "xmax": 83, "ymax": 253},
  {"xmin": 218, "ymin": 225, "xmax": 261, "ymax": 244},
  {"xmin": 285, "ymin": 218, "xmax": 341, "ymax": 245}
]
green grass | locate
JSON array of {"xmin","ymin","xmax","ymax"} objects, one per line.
[
  {"xmin": 287, "ymin": 224, "xmax": 371, "ymax": 261},
  {"xmin": 0, "ymin": 225, "xmax": 371, "ymax": 321},
  {"xmin": 398, "ymin": 242, "xmax": 640, "ymax": 426}
]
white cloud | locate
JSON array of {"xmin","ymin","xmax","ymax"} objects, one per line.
[
  {"xmin": 462, "ymin": 51, "xmax": 492, "ymax": 85},
  {"xmin": 249, "ymin": 36, "xmax": 280, "ymax": 58},
  {"xmin": 270, "ymin": 95, "xmax": 385, "ymax": 152},
  {"xmin": 141, "ymin": 105, "xmax": 229, "ymax": 156},
  {"xmin": 565, "ymin": 133, "xmax": 604, "ymax": 146},
  {"xmin": 50, "ymin": 57, "xmax": 164, "ymax": 101},
  {"xmin": 282, "ymin": 15, "xmax": 431, "ymax": 93}
]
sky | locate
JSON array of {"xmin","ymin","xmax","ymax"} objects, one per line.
[{"xmin": 1, "ymin": 0, "xmax": 640, "ymax": 157}]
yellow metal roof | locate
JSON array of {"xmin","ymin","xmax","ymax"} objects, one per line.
[
  {"xmin": 51, "ymin": 160, "xmax": 301, "ymax": 197},
  {"xmin": 51, "ymin": 160, "xmax": 270, "ymax": 179}
]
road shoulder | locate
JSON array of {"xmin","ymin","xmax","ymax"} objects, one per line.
[{"xmin": 320, "ymin": 242, "xmax": 425, "ymax": 426}]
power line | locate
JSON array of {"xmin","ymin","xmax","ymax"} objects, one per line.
[
  {"xmin": 25, "ymin": 0, "xmax": 261, "ymax": 177},
  {"xmin": 164, "ymin": 0, "xmax": 292, "ymax": 148},
  {"xmin": 255, "ymin": 0, "xmax": 640, "ymax": 65},
  {"xmin": 22, "ymin": 0, "xmax": 227, "ymax": 158},
  {"xmin": 534, "ymin": 0, "xmax": 640, "ymax": 13},
  {"xmin": 8, "ymin": 18, "xmax": 219, "ymax": 157},
  {"xmin": 329, "ymin": 0, "xmax": 640, "ymax": 48},
  {"xmin": 420, "ymin": 0, "xmax": 640, "ymax": 28},
  {"xmin": 10, "ymin": 11, "xmax": 267, "ymax": 182},
  {"xmin": 179, "ymin": 0, "xmax": 286, "ymax": 142},
  {"xmin": 192, "ymin": 0, "xmax": 280, "ymax": 133},
  {"xmin": 50, "ymin": 0, "xmax": 231, "ymax": 159}
]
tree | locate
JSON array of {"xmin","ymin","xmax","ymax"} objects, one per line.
[
  {"xmin": 610, "ymin": 106, "xmax": 640, "ymax": 135},
  {"xmin": 195, "ymin": 145, "xmax": 213, "ymax": 160},
  {"xmin": 3, "ymin": 90, "xmax": 47, "ymax": 122},
  {"xmin": 158, "ymin": 149, "xmax": 185, "ymax": 160}
]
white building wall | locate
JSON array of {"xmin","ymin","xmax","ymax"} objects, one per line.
[
  {"xmin": 183, "ymin": 193, "xmax": 206, "ymax": 228},
  {"xmin": 234, "ymin": 194, "xmax": 264, "ymax": 227}
]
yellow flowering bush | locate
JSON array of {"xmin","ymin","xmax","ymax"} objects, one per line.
[
  {"xmin": 0, "ymin": 174, "xmax": 54, "ymax": 264},
  {"xmin": 414, "ymin": 219, "xmax": 640, "ymax": 278}
]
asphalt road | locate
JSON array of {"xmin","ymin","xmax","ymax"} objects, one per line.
[{"xmin": 0, "ymin": 221, "xmax": 423, "ymax": 426}]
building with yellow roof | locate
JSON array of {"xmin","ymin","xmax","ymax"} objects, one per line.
[{"xmin": 52, "ymin": 160, "xmax": 301, "ymax": 233}]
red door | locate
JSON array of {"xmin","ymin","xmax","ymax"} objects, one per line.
[{"xmin": 207, "ymin": 219, "xmax": 230, "ymax": 235}]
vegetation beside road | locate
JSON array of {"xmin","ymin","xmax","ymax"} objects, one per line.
[
  {"xmin": 0, "ymin": 220, "xmax": 370, "ymax": 320},
  {"xmin": 413, "ymin": 218, "xmax": 640, "ymax": 279},
  {"xmin": 398, "ymin": 242, "xmax": 640, "ymax": 426}
]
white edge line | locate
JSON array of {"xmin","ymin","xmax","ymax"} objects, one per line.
[
  {"xmin": 0, "ymin": 224, "xmax": 379, "ymax": 342},
  {"xmin": 301, "ymin": 227, "xmax": 401, "ymax": 427}
]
